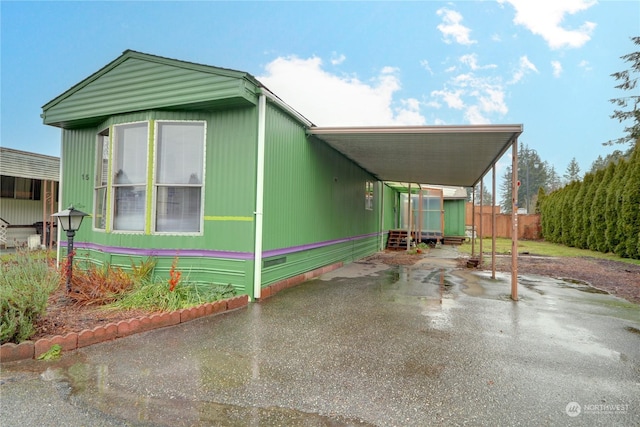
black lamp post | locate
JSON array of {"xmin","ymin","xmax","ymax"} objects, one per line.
[{"xmin": 52, "ymin": 206, "xmax": 89, "ymax": 292}]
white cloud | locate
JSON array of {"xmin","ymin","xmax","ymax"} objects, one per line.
[
  {"xmin": 436, "ymin": 8, "xmax": 477, "ymax": 45},
  {"xmin": 330, "ymin": 52, "xmax": 346, "ymax": 65},
  {"xmin": 427, "ymin": 55, "xmax": 510, "ymax": 125},
  {"xmin": 510, "ymin": 55, "xmax": 539, "ymax": 83},
  {"xmin": 578, "ymin": 59, "xmax": 592, "ymax": 71},
  {"xmin": 551, "ymin": 60, "xmax": 563, "ymax": 77},
  {"xmin": 420, "ymin": 59, "xmax": 434, "ymax": 75},
  {"xmin": 257, "ymin": 55, "xmax": 426, "ymax": 126},
  {"xmin": 459, "ymin": 53, "xmax": 498, "ymax": 71},
  {"xmin": 430, "ymin": 88, "xmax": 466, "ymax": 110},
  {"xmin": 499, "ymin": 0, "xmax": 597, "ymax": 49},
  {"xmin": 465, "ymin": 105, "xmax": 490, "ymax": 124}
]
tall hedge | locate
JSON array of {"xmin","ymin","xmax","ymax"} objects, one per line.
[
  {"xmin": 605, "ymin": 159, "xmax": 627, "ymax": 254},
  {"xmin": 589, "ymin": 162, "xmax": 615, "ymax": 252},
  {"xmin": 539, "ymin": 141, "xmax": 639, "ymax": 259},
  {"xmin": 582, "ymin": 169, "xmax": 602, "ymax": 249},
  {"xmin": 561, "ymin": 181, "xmax": 580, "ymax": 247},
  {"xmin": 571, "ymin": 174, "xmax": 590, "ymax": 248},
  {"xmin": 621, "ymin": 143, "xmax": 640, "ymax": 258}
]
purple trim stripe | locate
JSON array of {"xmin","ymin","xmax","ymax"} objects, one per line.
[
  {"xmin": 60, "ymin": 232, "xmax": 383, "ymax": 260},
  {"xmin": 263, "ymin": 232, "xmax": 381, "ymax": 257}
]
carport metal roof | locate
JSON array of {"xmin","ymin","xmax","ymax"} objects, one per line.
[{"xmin": 308, "ymin": 124, "xmax": 523, "ymax": 187}]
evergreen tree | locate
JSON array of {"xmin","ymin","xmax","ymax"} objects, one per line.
[
  {"xmin": 547, "ymin": 166, "xmax": 563, "ymax": 192},
  {"xmin": 468, "ymin": 184, "xmax": 493, "ymax": 205},
  {"xmin": 589, "ymin": 149, "xmax": 632, "ymax": 173},
  {"xmin": 606, "ymin": 36, "xmax": 640, "ymax": 147},
  {"xmin": 548, "ymin": 188, "xmax": 565, "ymax": 243},
  {"xmin": 621, "ymin": 142, "xmax": 640, "ymax": 258},
  {"xmin": 561, "ymin": 182, "xmax": 579, "ymax": 246},
  {"xmin": 536, "ymin": 187, "xmax": 547, "ymax": 238},
  {"xmin": 520, "ymin": 146, "xmax": 548, "ymax": 213},
  {"xmin": 571, "ymin": 177, "xmax": 588, "ymax": 247},
  {"xmin": 499, "ymin": 166, "xmax": 513, "ymax": 213},
  {"xmin": 499, "ymin": 143, "xmax": 550, "ymax": 212},
  {"xmin": 535, "ymin": 187, "xmax": 546, "ymax": 214},
  {"xmin": 574, "ymin": 174, "xmax": 594, "ymax": 249},
  {"xmin": 564, "ymin": 157, "xmax": 582, "ymax": 184},
  {"xmin": 605, "ymin": 159, "xmax": 627, "ymax": 254},
  {"xmin": 582, "ymin": 170, "xmax": 602, "ymax": 250},
  {"xmin": 590, "ymin": 162, "xmax": 615, "ymax": 252}
]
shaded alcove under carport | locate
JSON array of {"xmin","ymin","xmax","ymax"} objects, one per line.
[{"xmin": 308, "ymin": 124, "xmax": 524, "ymax": 300}]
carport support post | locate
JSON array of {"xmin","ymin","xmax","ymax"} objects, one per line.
[
  {"xmin": 492, "ymin": 165, "xmax": 496, "ymax": 279},
  {"xmin": 511, "ymin": 140, "xmax": 519, "ymax": 301},
  {"xmin": 471, "ymin": 186, "xmax": 476, "ymax": 257},
  {"xmin": 407, "ymin": 183, "xmax": 412, "ymax": 251},
  {"xmin": 479, "ymin": 179, "xmax": 484, "ymax": 267}
]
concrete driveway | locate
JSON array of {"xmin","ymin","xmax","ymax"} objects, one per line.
[{"xmin": 2, "ymin": 247, "xmax": 639, "ymax": 426}]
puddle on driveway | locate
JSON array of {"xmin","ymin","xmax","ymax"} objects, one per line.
[{"xmin": 61, "ymin": 368, "xmax": 374, "ymax": 427}]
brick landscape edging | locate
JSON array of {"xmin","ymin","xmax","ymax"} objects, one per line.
[{"xmin": 0, "ymin": 295, "xmax": 248, "ymax": 363}]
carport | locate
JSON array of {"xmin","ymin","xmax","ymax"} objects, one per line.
[{"xmin": 308, "ymin": 124, "xmax": 523, "ymax": 300}]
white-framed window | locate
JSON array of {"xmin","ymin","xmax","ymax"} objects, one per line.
[
  {"xmin": 112, "ymin": 122, "xmax": 149, "ymax": 232},
  {"xmin": 93, "ymin": 119, "xmax": 205, "ymax": 234},
  {"xmin": 365, "ymin": 180, "xmax": 374, "ymax": 210},
  {"xmin": 154, "ymin": 121, "xmax": 205, "ymax": 233},
  {"xmin": 94, "ymin": 129, "xmax": 109, "ymax": 230}
]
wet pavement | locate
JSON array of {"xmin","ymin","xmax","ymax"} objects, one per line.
[{"xmin": 2, "ymin": 247, "xmax": 639, "ymax": 426}]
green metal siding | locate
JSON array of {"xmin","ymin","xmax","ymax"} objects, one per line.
[
  {"xmin": 443, "ymin": 199, "xmax": 466, "ymax": 237},
  {"xmin": 43, "ymin": 56, "xmax": 258, "ymax": 128},
  {"xmin": 262, "ymin": 104, "xmax": 379, "ymax": 250},
  {"xmin": 261, "ymin": 235, "xmax": 380, "ymax": 286},
  {"xmin": 260, "ymin": 104, "xmax": 381, "ymax": 285},
  {"xmin": 204, "ymin": 108, "xmax": 257, "ymax": 252},
  {"xmin": 58, "ymin": 108, "xmax": 258, "ymax": 296},
  {"xmin": 60, "ymin": 128, "xmax": 97, "ymax": 223}
]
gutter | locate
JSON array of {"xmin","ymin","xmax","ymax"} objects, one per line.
[{"xmin": 259, "ymin": 87, "xmax": 314, "ymax": 128}]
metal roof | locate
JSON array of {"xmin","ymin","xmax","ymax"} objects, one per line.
[
  {"xmin": 308, "ymin": 125, "xmax": 522, "ymax": 187},
  {"xmin": 0, "ymin": 147, "xmax": 60, "ymax": 181}
]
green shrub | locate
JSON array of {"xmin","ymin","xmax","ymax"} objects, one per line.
[
  {"xmin": 0, "ymin": 250, "xmax": 59, "ymax": 344},
  {"xmin": 106, "ymin": 278, "xmax": 236, "ymax": 312}
]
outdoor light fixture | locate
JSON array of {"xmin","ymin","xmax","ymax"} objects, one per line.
[{"xmin": 52, "ymin": 206, "xmax": 89, "ymax": 293}]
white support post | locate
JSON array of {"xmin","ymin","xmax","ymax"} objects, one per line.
[
  {"xmin": 253, "ymin": 94, "xmax": 267, "ymax": 301},
  {"xmin": 511, "ymin": 140, "xmax": 519, "ymax": 301}
]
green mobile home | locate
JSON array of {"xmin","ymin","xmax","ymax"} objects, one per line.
[{"xmin": 42, "ymin": 50, "xmax": 397, "ymax": 300}]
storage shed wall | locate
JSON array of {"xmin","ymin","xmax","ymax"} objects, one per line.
[{"xmin": 443, "ymin": 199, "xmax": 466, "ymax": 237}]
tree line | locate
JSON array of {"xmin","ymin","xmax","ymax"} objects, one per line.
[{"xmin": 537, "ymin": 141, "xmax": 640, "ymax": 259}]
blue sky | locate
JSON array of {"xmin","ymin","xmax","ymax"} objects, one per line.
[{"xmin": 1, "ymin": 0, "xmax": 638, "ymax": 180}]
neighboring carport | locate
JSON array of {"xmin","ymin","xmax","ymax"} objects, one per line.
[{"xmin": 307, "ymin": 124, "xmax": 524, "ymax": 300}]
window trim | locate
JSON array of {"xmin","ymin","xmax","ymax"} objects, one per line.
[
  {"xmin": 110, "ymin": 120, "xmax": 150, "ymax": 234},
  {"xmin": 93, "ymin": 128, "xmax": 110, "ymax": 231},
  {"xmin": 152, "ymin": 120, "xmax": 206, "ymax": 235},
  {"xmin": 93, "ymin": 118, "xmax": 206, "ymax": 236},
  {"xmin": 365, "ymin": 180, "xmax": 374, "ymax": 211}
]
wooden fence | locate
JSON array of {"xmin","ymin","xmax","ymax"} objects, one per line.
[{"xmin": 465, "ymin": 203, "xmax": 541, "ymax": 240}]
